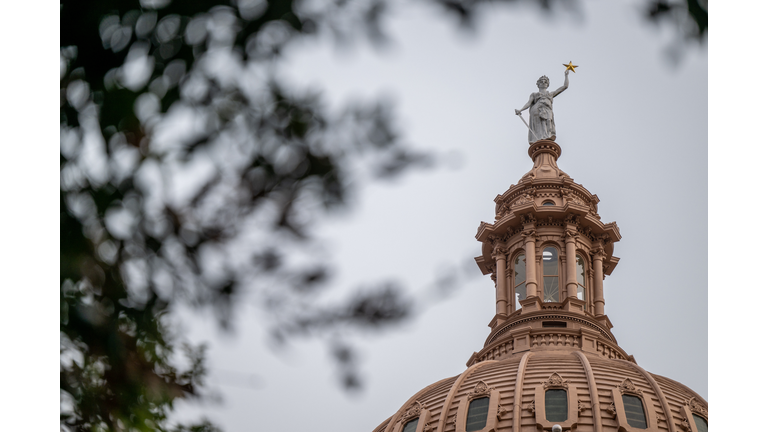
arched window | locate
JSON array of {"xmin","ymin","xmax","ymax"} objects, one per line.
[
  {"xmin": 693, "ymin": 414, "xmax": 708, "ymax": 432},
  {"xmin": 542, "ymin": 200, "xmax": 555, "ymax": 206},
  {"xmin": 466, "ymin": 397, "xmax": 490, "ymax": 432},
  {"xmin": 542, "ymin": 247, "xmax": 559, "ymax": 302},
  {"xmin": 576, "ymin": 254, "xmax": 587, "ymax": 310},
  {"xmin": 402, "ymin": 418, "xmax": 419, "ymax": 432},
  {"xmin": 513, "ymin": 253, "xmax": 526, "ymax": 309},
  {"xmin": 621, "ymin": 394, "xmax": 647, "ymax": 429},
  {"xmin": 545, "ymin": 389, "xmax": 567, "ymax": 422}
]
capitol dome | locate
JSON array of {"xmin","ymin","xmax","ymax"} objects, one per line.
[{"xmin": 371, "ymin": 140, "xmax": 708, "ymax": 432}]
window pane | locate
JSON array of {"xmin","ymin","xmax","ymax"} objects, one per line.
[
  {"xmin": 514, "ymin": 254, "xmax": 526, "ymax": 286},
  {"xmin": 402, "ymin": 418, "xmax": 419, "ymax": 432},
  {"xmin": 545, "ymin": 389, "xmax": 567, "ymax": 422},
  {"xmin": 693, "ymin": 415, "xmax": 708, "ymax": 432},
  {"xmin": 577, "ymin": 285, "xmax": 585, "ymax": 301},
  {"xmin": 543, "ymin": 276, "xmax": 559, "ymax": 302},
  {"xmin": 515, "ymin": 284, "xmax": 526, "ymax": 309},
  {"xmin": 576, "ymin": 255, "xmax": 585, "ymax": 285},
  {"xmin": 543, "ymin": 247, "xmax": 558, "ymax": 276},
  {"xmin": 622, "ymin": 395, "xmax": 647, "ymax": 429},
  {"xmin": 466, "ymin": 397, "xmax": 489, "ymax": 432}
]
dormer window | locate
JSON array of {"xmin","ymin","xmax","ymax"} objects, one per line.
[
  {"xmin": 402, "ymin": 419, "xmax": 419, "ymax": 432},
  {"xmin": 466, "ymin": 397, "xmax": 490, "ymax": 432},
  {"xmin": 542, "ymin": 247, "xmax": 559, "ymax": 302},
  {"xmin": 545, "ymin": 389, "xmax": 567, "ymax": 422},
  {"xmin": 621, "ymin": 394, "xmax": 647, "ymax": 429},
  {"xmin": 693, "ymin": 415, "xmax": 708, "ymax": 432}
]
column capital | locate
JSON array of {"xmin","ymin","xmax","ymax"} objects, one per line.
[
  {"xmin": 492, "ymin": 245, "xmax": 508, "ymax": 260},
  {"xmin": 563, "ymin": 229, "xmax": 579, "ymax": 242},
  {"xmin": 521, "ymin": 228, "xmax": 538, "ymax": 241},
  {"xmin": 591, "ymin": 245, "xmax": 606, "ymax": 261}
]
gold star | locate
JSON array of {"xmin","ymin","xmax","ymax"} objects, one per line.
[{"xmin": 563, "ymin": 61, "xmax": 578, "ymax": 73}]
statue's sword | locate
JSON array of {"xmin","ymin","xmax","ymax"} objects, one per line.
[{"xmin": 516, "ymin": 113, "xmax": 539, "ymax": 141}]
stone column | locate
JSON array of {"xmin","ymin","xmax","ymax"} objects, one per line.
[
  {"xmin": 564, "ymin": 230, "xmax": 578, "ymax": 299},
  {"xmin": 523, "ymin": 230, "xmax": 538, "ymax": 299},
  {"xmin": 592, "ymin": 247, "xmax": 606, "ymax": 316},
  {"xmin": 506, "ymin": 267, "xmax": 515, "ymax": 314},
  {"xmin": 493, "ymin": 246, "xmax": 508, "ymax": 316}
]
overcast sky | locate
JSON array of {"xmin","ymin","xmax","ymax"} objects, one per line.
[{"xmin": 166, "ymin": 1, "xmax": 709, "ymax": 430}]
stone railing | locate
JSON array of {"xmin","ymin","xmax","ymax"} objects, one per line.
[
  {"xmin": 595, "ymin": 340, "xmax": 626, "ymax": 360},
  {"xmin": 470, "ymin": 340, "xmax": 515, "ymax": 365},
  {"xmin": 530, "ymin": 332, "xmax": 581, "ymax": 349}
]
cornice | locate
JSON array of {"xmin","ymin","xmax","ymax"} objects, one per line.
[{"xmin": 485, "ymin": 310, "xmax": 617, "ymax": 345}]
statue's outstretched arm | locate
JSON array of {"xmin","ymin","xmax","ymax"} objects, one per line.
[
  {"xmin": 552, "ymin": 70, "xmax": 570, "ymax": 97},
  {"xmin": 515, "ymin": 94, "xmax": 535, "ymax": 116}
]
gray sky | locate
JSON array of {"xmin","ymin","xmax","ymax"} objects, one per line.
[{"xmin": 171, "ymin": 1, "xmax": 708, "ymax": 430}]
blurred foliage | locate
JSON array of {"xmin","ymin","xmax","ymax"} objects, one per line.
[{"xmin": 60, "ymin": 0, "xmax": 705, "ymax": 431}]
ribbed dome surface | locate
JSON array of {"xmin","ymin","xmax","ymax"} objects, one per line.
[{"xmin": 373, "ymin": 350, "xmax": 707, "ymax": 432}]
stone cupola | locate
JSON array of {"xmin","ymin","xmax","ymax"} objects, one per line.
[{"xmin": 470, "ymin": 139, "xmax": 625, "ymax": 366}]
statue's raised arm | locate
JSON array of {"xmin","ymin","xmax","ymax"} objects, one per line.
[{"xmin": 551, "ymin": 70, "xmax": 570, "ymax": 97}]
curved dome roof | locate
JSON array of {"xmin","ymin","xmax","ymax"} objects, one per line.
[{"xmin": 372, "ymin": 349, "xmax": 707, "ymax": 432}]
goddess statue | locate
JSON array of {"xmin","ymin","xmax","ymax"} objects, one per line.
[{"xmin": 515, "ymin": 70, "xmax": 570, "ymax": 143}]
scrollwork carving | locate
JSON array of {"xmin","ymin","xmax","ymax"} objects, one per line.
[
  {"xmin": 398, "ymin": 401, "xmax": 425, "ymax": 423},
  {"xmin": 492, "ymin": 245, "xmax": 508, "ymax": 260},
  {"xmin": 577, "ymin": 399, "xmax": 588, "ymax": 416},
  {"xmin": 521, "ymin": 228, "xmax": 538, "ymax": 241},
  {"xmin": 563, "ymin": 229, "xmax": 578, "ymax": 241},
  {"xmin": 686, "ymin": 397, "xmax": 708, "ymax": 418},
  {"xmin": 680, "ymin": 418, "xmax": 691, "ymax": 431},
  {"xmin": 468, "ymin": 380, "xmax": 493, "ymax": 399},
  {"xmin": 526, "ymin": 400, "xmax": 535, "ymax": 414},
  {"xmin": 617, "ymin": 378, "xmax": 643, "ymax": 395},
  {"xmin": 542, "ymin": 372, "xmax": 569, "ymax": 389},
  {"xmin": 606, "ymin": 402, "xmax": 617, "ymax": 418},
  {"xmin": 496, "ymin": 404, "xmax": 507, "ymax": 419}
]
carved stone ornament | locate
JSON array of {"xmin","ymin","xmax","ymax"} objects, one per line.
[
  {"xmin": 399, "ymin": 401, "xmax": 425, "ymax": 423},
  {"xmin": 680, "ymin": 418, "xmax": 691, "ymax": 432},
  {"xmin": 606, "ymin": 402, "xmax": 617, "ymax": 418},
  {"xmin": 655, "ymin": 413, "xmax": 663, "ymax": 425},
  {"xmin": 617, "ymin": 378, "xmax": 643, "ymax": 395},
  {"xmin": 422, "ymin": 420, "xmax": 433, "ymax": 432},
  {"xmin": 564, "ymin": 213, "xmax": 579, "ymax": 225},
  {"xmin": 451, "ymin": 414, "xmax": 457, "ymax": 430},
  {"xmin": 497, "ymin": 404, "xmax": 508, "ymax": 419},
  {"xmin": 527, "ymin": 400, "xmax": 535, "ymax": 414},
  {"xmin": 469, "ymin": 380, "xmax": 493, "ymax": 398},
  {"xmin": 577, "ymin": 399, "xmax": 588, "ymax": 416},
  {"xmin": 492, "ymin": 245, "xmax": 508, "ymax": 260},
  {"xmin": 541, "ymin": 372, "xmax": 569, "ymax": 389},
  {"xmin": 560, "ymin": 188, "xmax": 573, "ymax": 201},
  {"xmin": 523, "ymin": 213, "xmax": 537, "ymax": 224},
  {"xmin": 686, "ymin": 397, "xmax": 708, "ymax": 418}
]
